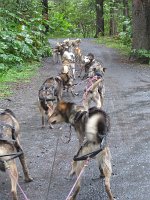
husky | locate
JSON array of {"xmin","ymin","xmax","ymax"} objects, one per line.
[
  {"xmin": 48, "ymin": 101, "xmax": 114, "ymax": 200},
  {"xmin": 82, "ymin": 61, "xmax": 106, "ymax": 110},
  {"xmin": 0, "ymin": 109, "xmax": 32, "ymax": 200},
  {"xmin": 38, "ymin": 77, "xmax": 63, "ymax": 128},
  {"xmin": 79, "ymin": 53, "xmax": 95, "ymax": 79},
  {"xmin": 52, "ymin": 42, "xmax": 68, "ymax": 64},
  {"xmin": 62, "ymin": 50, "xmax": 76, "ymax": 80}
]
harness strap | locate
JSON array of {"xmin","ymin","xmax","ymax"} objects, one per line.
[
  {"xmin": 73, "ymin": 136, "xmax": 107, "ymax": 161},
  {"xmin": 0, "ymin": 151, "xmax": 23, "ymax": 163},
  {"xmin": 73, "ymin": 147, "xmax": 104, "ymax": 161}
]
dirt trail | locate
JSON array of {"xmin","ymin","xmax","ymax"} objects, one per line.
[{"xmin": 0, "ymin": 39, "xmax": 150, "ymax": 200}]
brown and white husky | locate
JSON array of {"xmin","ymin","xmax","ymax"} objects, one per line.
[{"xmin": 48, "ymin": 101, "xmax": 114, "ymax": 200}]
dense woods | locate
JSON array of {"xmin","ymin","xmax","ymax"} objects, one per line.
[{"xmin": 0, "ymin": 0, "xmax": 149, "ymax": 75}]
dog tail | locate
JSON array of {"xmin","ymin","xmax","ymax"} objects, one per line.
[
  {"xmin": 2, "ymin": 109, "xmax": 16, "ymax": 119},
  {"xmin": 87, "ymin": 107, "xmax": 110, "ymax": 143}
]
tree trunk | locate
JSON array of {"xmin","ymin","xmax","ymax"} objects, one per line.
[
  {"xmin": 95, "ymin": 0, "xmax": 104, "ymax": 38},
  {"xmin": 132, "ymin": 0, "xmax": 150, "ymax": 63},
  {"xmin": 41, "ymin": 0, "xmax": 49, "ymax": 33},
  {"xmin": 109, "ymin": 1, "xmax": 118, "ymax": 36},
  {"xmin": 123, "ymin": 0, "xmax": 129, "ymax": 31}
]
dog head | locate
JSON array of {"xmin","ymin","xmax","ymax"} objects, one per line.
[
  {"xmin": 48, "ymin": 101, "xmax": 67, "ymax": 124},
  {"xmin": 82, "ymin": 53, "xmax": 95, "ymax": 64},
  {"xmin": 88, "ymin": 63, "xmax": 107, "ymax": 78},
  {"xmin": 62, "ymin": 51, "xmax": 75, "ymax": 63},
  {"xmin": 39, "ymin": 86, "xmax": 56, "ymax": 101},
  {"xmin": 48, "ymin": 101, "xmax": 73, "ymax": 124},
  {"xmin": 72, "ymin": 38, "xmax": 81, "ymax": 47}
]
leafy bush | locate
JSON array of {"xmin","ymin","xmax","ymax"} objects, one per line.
[
  {"xmin": 0, "ymin": 7, "xmax": 52, "ymax": 73},
  {"xmin": 131, "ymin": 49, "xmax": 150, "ymax": 64},
  {"xmin": 118, "ymin": 19, "xmax": 131, "ymax": 45}
]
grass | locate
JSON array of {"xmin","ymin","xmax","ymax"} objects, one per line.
[
  {"xmin": 0, "ymin": 62, "xmax": 40, "ymax": 98},
  {"xmin": 96, "ymin": 36, "xmax": 131, "ymax": 56}
]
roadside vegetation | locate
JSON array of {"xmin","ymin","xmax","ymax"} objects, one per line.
[
  {"xmin": 0, "ymin": 0, "xmax": 149, "ymax": 98},
  {"xmin": 0, "ymin": 1, "xmax": 51, "ymax": 97}
]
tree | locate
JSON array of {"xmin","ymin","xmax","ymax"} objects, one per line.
[
  {"xmin": 109, "ymin": 1, "xmax": 117, "ymax": 36},
  {"xmin": 132, "ymin": 0, "xmax": 150, "ymax": 63},
  {"xmin": 123, "ymin": 0, "xmax": 130, "ymax": 31},
  {"xmin": 41, "ymin": 0, "xmax": 49, "ymax": 33},
  {"xmin": 95, "ymin": 0, "xmax": 104, "ymax": 37}
]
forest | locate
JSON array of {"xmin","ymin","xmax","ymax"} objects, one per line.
[{"xmin": 0, "ymin": 0, "xmax": 150, "ymax": 96}]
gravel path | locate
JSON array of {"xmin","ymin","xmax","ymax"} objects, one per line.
[{"xmin": 0, "ymin": 39, "xmax": 150, "ymax": 200}]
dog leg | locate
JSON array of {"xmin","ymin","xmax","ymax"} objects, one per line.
[
  {"xmin": 97, "ymin": 147, "xmax": 114, "ymax": 200},
  {"xmin": 69, "ymin": 161, "xmax": 83, "ymax": 200},
  {"xmin": 93, "ymin": 94, "xmax": 102, "ymax": 108},
  {"xmin": 72, "ymin": 66, "xmax": 76, "ymax": 80},
  {"xmin": 19, "ymin": 153, "xmax": 33, "ymax": 182},
  {"xmin": 69, "ymin": 160, "xmax": 77, "ymax": 177},
  {"xmin": 52, "ymin": 53, "xmax": 56, "ymax": 64},
  {"xmin": 58, "ymin": 54, "xmax": 62, "ymax": 64},
  {"xmin": 78, "ymin": 65, "xmax": 84, "ymax": 78},
  {"xmin": 6, "ymin": 161, "xmax": 18, "ymax": 200},
  {"xmin": 100, "ymin": 93, "xmax": 104, "ymax": 107},
  {"xmin": 42, "ymin": 114, "xmax": 45, "ymax": 128},
  {"xmin": 82, "ymin": 95, "xmax": 90, "ymax": 110},
  {"xmin": 38, "ymin": 102, "xmax": 45, "ymax": 128},
  {"xmin": 15, "ymin": 140, "xmax": 33, "ymax": 182}
]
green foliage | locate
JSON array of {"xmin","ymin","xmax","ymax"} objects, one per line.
[
  {"xmin": 48, "ymin": 0, "xmax": 95, "ymax": 38},
  {"xmin": 96, "ymin": 36, "xmax": 131, "ymax": 56},
  {"xmin": 131, "ymin": 49, "xmax": 150, "ymax": 64},
  {"xmin": 0, "ymin": 0, "xmax": 52, "ymax": 97},
  {"xmin": 118, "ymin": 19, "xmax": 131, "ymax": 45},
  {"xmin": 0, "ymin": 62, "xmax": 40, "ymax": 98},
  {"xmin": 49, "ymin": 12, "xmax": 75, "ymax": 37},
  {"xmin": 0, "ymin": 2, "xmax": 52, "ymax": 73}
]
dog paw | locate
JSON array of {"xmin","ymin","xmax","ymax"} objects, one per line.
[{"xmin": 25, "ymin": 176, "xmax": 33, "ymax": 182}]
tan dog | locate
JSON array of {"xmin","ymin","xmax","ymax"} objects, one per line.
[
  {"xmin": 48, "ymin": 101, "xmax": 114, "ymax": 200},
  {"xmin": 0, "ymin": 109, "xmax": 32, "ymax": 200}
]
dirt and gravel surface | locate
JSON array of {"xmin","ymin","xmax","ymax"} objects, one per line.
[{"xmin": 0, "ymin": 39, "xmax": 150, "ymax": 200}]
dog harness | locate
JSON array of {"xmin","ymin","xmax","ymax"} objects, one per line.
[
  {"xmin": 73, "ymin": 135, "xmax": 107, "ymax": 161},
  {"xmin": 0, "ymin": 122, "xmax": 23, "ymax": 163}
]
